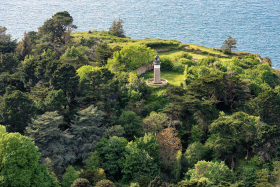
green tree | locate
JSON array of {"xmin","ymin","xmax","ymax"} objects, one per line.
[
  {"xmin": 142, "ymin": 112, "xmax": 168, "ymax": 135},
  {"xmin": 108, "ymin": 18, "xmax": 125, "ymax": 37},
  {"xmin": 101, "ymin": 136, "xmax": 128, "ymax": 181},
  {"xmin": 122, "ymin": 140, "xmax": 160, "ymax": 182},
  {"xmin": 221, "ymin": 36, "xmax": 237, "ymax": 54},
  {"xmin": 44, "ymin": 89, "xmax": 69, "ymax": 113},
  {"xmin": 245, "ymin": 90, "xmax": 280, "ymax": 126},
  {"xmin": 0, "ymin": 89, "xmax": 36, "ymax": 133},
  {"xmin": 15, "ymin": 31, "xmax": 32, "ymax": 61},
  {"xmin": 60, "ymin": 46, "xmax": 89, "ymax": 68},
  {"xmin": 184, "ymin": 142, "xmax": 208, "ymax": 168},
  {"xmin": 25, "ymin": 111, "xmax": 77, "ymax": 167},
  {"xmin": 0, "ymin": 53, "xmax": 19, "ymax": 74},
  {"xmin": 79, "ymin": 67, "xmax": 115, "ymax": 103},
  {"xmin": 85, "ymin": 151, "xmax": 103, "ymax": 171},
  {"xmin": 186, "ymin": 160, "xmax": 233, "ymax": 185},
  {"xmin": 61, "ymin": 165, "xmax": 79, "ymax": 187},
  {"xmin": 0, "ymin": 26, "xmax": 17, "ymax": 54},
  {"xmin": 107, "ymin": 44, "xmax": 156, "ymax": 72},
  {"xmin": 207, "ymin": 112, "xmax": 258, "ymax": 168},
  {"xmin": 95, "ymin": 43, "xmax": 113, "ymax": 66},
  {"xmin": 71, "ymin": 105, "xmax": 106, "ymax": 163},
  {"xmin": 38, "ymin": 11, "xmax": 77, "ymax": 44},
  {"xmin": 51, "ymin": 63, "xmax": 79, "ymax": 98},
  {"xmin": 252, "ymin": 123, "xmax": 280, "ymax": 161},
  {"xmin": 0, "ymin": 132, "xmax": 40, "ymax": 187},
  {"xmin": 30, "ymin": 164, "xmax": 60, "ymax": 187},
  {"xmin": 118, "ymin": 111, "xmax": 142, "ymax": 141}
]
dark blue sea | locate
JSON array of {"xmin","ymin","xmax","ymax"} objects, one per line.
[{"xmin": 1, "ymin": 0, "xmax": 280, "ymax": 67}]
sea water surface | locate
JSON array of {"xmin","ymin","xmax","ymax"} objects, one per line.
[{"xmin": 1, "ymin": 0, "xmax": 280, "ymax": 67}]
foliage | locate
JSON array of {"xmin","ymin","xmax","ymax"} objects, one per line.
[
  {"xmin": 101, "ymin": 136, "xmax": 128, "ymax": 181},
  {"xmin": 184, "ymin": 142, "xmax": 208, "ymax": 168},
  {"xmin": 254, "ymin": 168, "xmax": 273, "ymax": 187},
  {"xmin": 85, "ymin": 151, "xmax": 103, "ymax": 171},
  {"xmin": 160, "ymin": 55, "xmax": 174, "ymax": 71},
  {"xmin": 221, "ymin": 36, "xmax": 237, "ymax": 54},
  {"xmin": 103, "ymin": 125, "xmax": 125, "ymax": 138},
  {"xmin": 157, "ymin": 127, "xmax": 182, "ymax": 170},
  {"xmin": 118, "ymin": 111, "xmax": 142, "ymax": 141},
  {"xmin": 0, "ymin": 53, "xmax": 19, "ymax": 74},
  {"xmin": 252, "ymin": 123, "xmax": 280, "ymax": 161},
  {"xmin": 122, "ymin": 140, "xmax": 160, "ymax": 182},
  {"xmin": 107, "ymin": 44, "xmax": 156, "ymax": 72},
  {"xmin": 71, "ymin": 178, "xmax": 92, "ymax": 187},
  {"xmin": 245, "ymin": 90, "xmax": 280, "ymax": 126},
  {"xmin": 79, "ymin": 66, "xmax": 115, "ymax": 102},
  {"xmin": 0, "ymin": 89, "xmax": 36, "ymax": 133},
  {"xmin": 186, "ymin": 160, "xmax": 233, "ymax": 185},
  {"xmin": 95, "ymin": 43, "xmax": 113, "ymax": 66},
  {"xmin": 207, "ymin": 112, "xmax": 259, "ymax": 168},
  {"xmin": 60, "ymin": 46, "xmax": 89, "ymax": 68},
  {"xmin": 108, "ymin": 18, "xmax": 125, "ymax": 37},
  {"xmin": 15, "ymin": 31, "xmax": 32, "ymax": 61},
  {"xmin": 0, "ymin": 26, "xmax": 17, "ymax": 54},
  {"xmin": 38, "ymin": 11, "xmax": 77, "ymax": 44},
  {"xmin": 61, "ymin": 165, "xmax": 80, "ymax": 187},
  {"xmin": 148, "ymin": 176, "xmax": 162, "ymax": 187},
  {"xmin": 79, "ymin": 169, "xmax": 106, "ymax": 186},
  {"xmin": 0, "ymin": 132, "xmax": 40, "ymax": 187},
  {"xmin": 95, "ymin": 179, "xmax": 116, "ymax": 187},
  {"xmin": 134, "ymin": 175, "xmax": 151, "ymax": 187},
  {"xmin": 71, "ymin": 105, "xmax": 105, "ymax": 163},
  {"xmin": 31, "ymin": 164, "xmax": 60, "ymax": 187},
  {"xmin": 25, "ymin": 111, "xmax": 76, "ymax": 167},
  {"xmin": 51, "ymin": 63, "xmax": 79, "ymax": 98},
  {"xmin": 142, "ymin": 112, "xmax": 168, "ymax": 135}
]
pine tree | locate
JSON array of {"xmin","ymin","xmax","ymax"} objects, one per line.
[
  {"xmin": 25, "ymin": 111, "xmax": 77, "ymax": 167},
  {"xmin": 108, "ymin": 19, "xmax": 125, "ymax": 37},
  {"xmin": 221, "ymin": 36, "xmax": 237, "ymax": 54},
  {"xmin": 71, "ymin": 105, "xmax": 106, "ymax": 163}
]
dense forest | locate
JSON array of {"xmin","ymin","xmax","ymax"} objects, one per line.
[{"xmin": 0, "ymin": 11, "xmax": 280, "ymax": 187}]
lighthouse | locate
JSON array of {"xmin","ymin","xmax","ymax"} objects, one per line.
[{"xmin": 153, "ymin": 54, "xmax": 161, "ymax": 84}]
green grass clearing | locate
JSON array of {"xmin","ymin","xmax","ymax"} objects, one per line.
[
  {"xmin": 188, "ymin": 44, "xmax": 226, "ymax": 56},
  {"xmin": 140, "ymin": 71, "xmax": 184, "ymax": 87}
]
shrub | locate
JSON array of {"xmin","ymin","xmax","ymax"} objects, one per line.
[
  {"xmin": 95, "ymin": 179, "xmax": 116, "ymax": 187},
  {"xmin": 134, "ymin": 175, "xmax": 151, "ymax": 187},
  {"xmin": 61, "ymin": 166, "xmax": 79, "ymax": 187},
  {"xmin": 179, "ymin": 58, "xmax": 193, "ymax": 67},
  {"xmin": 71, "ymin": 178, "xmax": 92, "ymax": 187},
  {"xmin": 172, "ymin": 63, "xmax": 185, "ymax": 73},
  {"xmin": 160, "ymin": 56, "xmax": 173, "ymax": 71},
  {"xmin": 103, "ymin": 125, "xmax": 125, "ymax": 138}
]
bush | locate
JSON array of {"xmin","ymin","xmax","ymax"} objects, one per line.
[
  {"xmin": 179, "ymin": 58, "xmax": 193, "ymax": 67},
  {"xmin": 71, "ymin": 178, "xmax": 92, "ymax": 187},
  {"xmin": 134, "ymin": 175, "xmax": 151, "ymax": 187},
  {"xmin": 95, "ymin": 179, "xmax": 116, "ymax": 187},
  {"xmin": 103, "ymin": 125, "xmax": 125, "ymax": 138},
  {"xmin": 61, "ymin": 166, "xmax": 79, "ymax": 187},
  {"xmin": 172, "ymin": 63, "xmax": 185, "ymax": 73},
  {"xmin": 160, "ymin": 56, "xmax": 173, "ymax": 71},
  {"xmin": 175, "ymin": 51, "xmax": 192, "ymax": 60}
]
